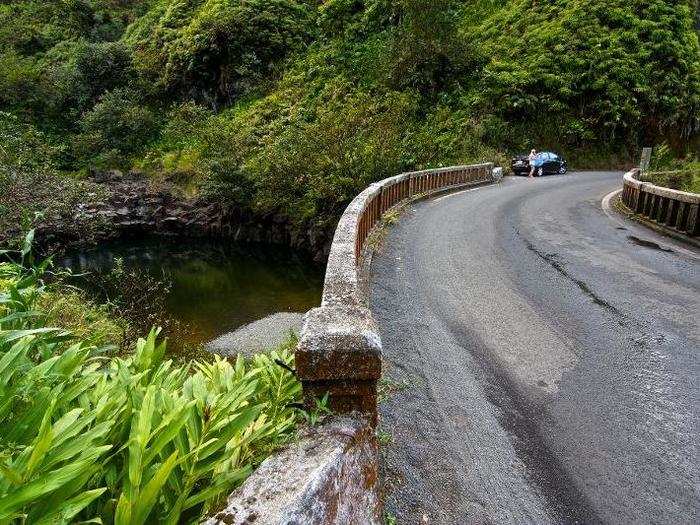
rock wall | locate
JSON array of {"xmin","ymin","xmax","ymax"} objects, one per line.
[
  {"xmin": 29, "ymin": 170, "xmax": 331, "ymax": 260},
  {"xmin": 205, "ymin": 416, "xmax": 381, "ymax": 525}
]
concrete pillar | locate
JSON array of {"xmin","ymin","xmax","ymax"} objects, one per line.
[{"xmin": 296, "ymin": 305, "xmax": 381, "ymax": 426}]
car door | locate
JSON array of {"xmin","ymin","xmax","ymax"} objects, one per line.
[
  {"xmin": 539, "ymin": 153, "xmax": 552, "ymax": 174},
  {"xmin": 544, "ymin": 153, "xmax": 558, "ymax": 174}
]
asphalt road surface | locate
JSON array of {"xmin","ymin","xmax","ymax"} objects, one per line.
[{"xmin": 370, "ymin": 171, "xmax": 699, "ymax": 524}]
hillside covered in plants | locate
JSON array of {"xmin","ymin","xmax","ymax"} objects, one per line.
[{"xmin": 1, "ymin": 0, "xmax": 699, "ymax": 245}]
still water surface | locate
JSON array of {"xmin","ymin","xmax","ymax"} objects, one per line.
[{"xmin": 60, "ymin": 237, "xmax": 324, "ymax": 347}]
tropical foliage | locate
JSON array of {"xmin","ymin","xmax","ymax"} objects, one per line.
[
  {"xmin": 1, "ymin": 0, "xmax": 698, "ymax": 237},
  {"xmin": 0, "ymin": 240, "xmax": 303, "ymax": 523},
  {"xmin": 641, "ymin": 143, "xmax": 700, "ymax": 192}
]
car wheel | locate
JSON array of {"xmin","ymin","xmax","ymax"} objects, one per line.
[
  {"xmin": 559, "ymin": 164, "xmax": 567, "ymax": 174},
  {"xmin": 537, "ymin": 167, "xmax": 544, "ymax": 177}
]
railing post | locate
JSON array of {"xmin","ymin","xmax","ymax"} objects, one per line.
[
  {"xmin": 675, "ymin": 202, "xmax": 687, "ymax": 231},
  {"xmin": 688, "ymin": 204, "xmax": 699, "ymax": 236},
  {"xmin": 297, "ymin": 306, "xmax": 381, "ymax": 426}
]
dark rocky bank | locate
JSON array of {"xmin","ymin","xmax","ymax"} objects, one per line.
[{"xmin": 2, "ymin": 170, "xmax": 333, "ymax": 261}]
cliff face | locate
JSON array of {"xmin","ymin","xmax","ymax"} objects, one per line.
[{"xmin": 2, "ymin": 170, "xmax": 332, "ymax": 260}]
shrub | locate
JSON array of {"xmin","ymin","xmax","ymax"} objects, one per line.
[
  {"xmin": 0, "ymin": 112, "xmax": 58, "ymax": 181},
  {"xmin": 474, "ymin": 0, "xmax": 700, "ymax": 147},
  {"xmin": 0, "ymin": 51, "xmax": 42, "ymax": 111},
  {"xmin": 641, "ymin": 143, "xmax": 700, "ymax": 192},
  {"xmin": 387, "ymin": 0, "xmax": 474, "ymax": 96},
  {"xmin": 139, "ymin": 102, "xmax": 212, "ymax": 183},
  {"xmin": 75, "ymin": 88, "xmax": 158, "ymax": 168},
  {"xmin": 43, "ymin": 39, "xmax": 135, "ymax": 122},
  {"xmin": 0, "ymin": 249, "xmax": 304, "ymax": 523},
  {"xmin": 201, "ymin": 79, "xmax": 415, "ymax": 223},
  {"xmin": 124, "ymin": 0, "xmax": 317, "ymax": 105}
]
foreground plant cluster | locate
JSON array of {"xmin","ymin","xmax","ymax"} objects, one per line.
[{"xmin": 0, "ymin": 245, "xmax": 303, "ymax": 523}]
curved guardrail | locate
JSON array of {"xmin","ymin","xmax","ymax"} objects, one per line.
[
  {"xmin": 208, "ymin": 163, "xmax": 496, "ymax": 523},
  {"xmin": 621, "ymin": 169, "xmax": 699, "ymax": 237},
  {"xmin": 296, "ymin": 162, "xmax": 495, "ymax": 421}
]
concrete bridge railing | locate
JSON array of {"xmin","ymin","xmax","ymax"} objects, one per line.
[
  {"xmin": 296, "ymin": 162, "xmax": 496, "ymax": 422},
  {"xmin": 621, "ymin": 168, "xmax": 699, "ymax": 237},
  {"xmin": 207, "ymin": 162, "xmax": 497, "ymax": 524}
]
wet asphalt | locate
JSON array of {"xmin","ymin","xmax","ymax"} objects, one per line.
[{"xmin": 370, "ymin": 172, "xmax": 699, "ymax": 524}]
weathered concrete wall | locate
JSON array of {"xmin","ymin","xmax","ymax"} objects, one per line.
[
  {"xmin": 206, "ymin": 163, "xmax": 499, "ymax": 524},
  {"xmin": 205, "ymin": 416, "xmax": 380, "ymax": 525},
  {"xmin": 621, "ymin": 169, "xmax": 699, "ymax": 237},
  {"xmin": 296, "ymin": 163, "xmax": 495, "ymax": 420}
]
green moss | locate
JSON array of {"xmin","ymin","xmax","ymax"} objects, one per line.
[{"xmin": 38, "ymin": 288, "xmax": 128, "ymax": 349}]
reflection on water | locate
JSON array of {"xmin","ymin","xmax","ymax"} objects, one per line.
[{"xmin": 60, "ymin": 238, "xmax": 324, "ymax": 347}]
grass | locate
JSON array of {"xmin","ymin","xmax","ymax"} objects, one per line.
[
  {"xmin": 0, "ymin": 233, "xmax": 310, "ymax": 523},
  {"xmin": 377, "ymin": 429, "xmax": 393, "ymax": 447},
  {"xmin": 37, "ymin": 287, "xmax": 128, "ymax": 349},
  {"xmin": 364, "ymin": 203, "xmax": 410, "ymax": 254},
  {"xmin": 378, "ymin": 376, "xmax": 410, "ymax": 404},
  {"xmin": 641, "ymin": 169, "xmax": 700, "ymax": 194}
]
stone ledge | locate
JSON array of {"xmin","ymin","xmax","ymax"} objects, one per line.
[
  {"xmin": 297, "ymin": 305, "xmax": 381, "ymax": 382},
  {"xmin": 624, "ymin": 169, "xmax": 700, "ymax": 204},
  {"xmin": 204, "ymin": 415, "xmax": 380, "ymax": 525}
]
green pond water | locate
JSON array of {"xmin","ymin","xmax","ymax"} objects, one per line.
[{"xmin": 60, "ymin": 238, "xmax": 324, "ymax": 348}]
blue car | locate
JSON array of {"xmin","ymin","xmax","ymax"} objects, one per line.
[{"xmin": 511, "ymin": 152, "xmax": 568, "ymax": 176}]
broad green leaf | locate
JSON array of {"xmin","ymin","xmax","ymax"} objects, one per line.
[
  {"xmin": 114, "ymin": 493, "xmax": 131, "ymax": 525},
  {"xmin": 182, "ymin": 466, "xmax": 251, "ymax": 511},
  {"xmin": 0, "ymin": 449, "xmax": 109, "ymax": 517},
  {"xmin": 132, "ymin": 450, "xmax": 179, "ymax": 525},
  {"xmin": 0, "ymin": 461, "xmax": 22, "ymax": 485},
  {"xmin": 142, "ymin": 400, "xmax": 195, "ymax": 466},
  {"xmin": 21, "ymin": 229, "xmax": 35, "ymax": 259},
  {"xmin": 26, "ymin": 399, "xmax": 56, "ymax": 479},
  {"xmin": 33, "ymin": 488, "xmax": 107, "ymax": 525}
]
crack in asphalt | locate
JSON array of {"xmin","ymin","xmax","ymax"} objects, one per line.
[
  {"xmin": 627, "ymin": 235, "xmax": 674, "ymax": 252},
  {"xmin": 518, "ymin": 231, "xmax": 623, "ymax": 316},
  {"xmin": 374, "ymin": 172, "xmax": 699, "ymax": 524}
]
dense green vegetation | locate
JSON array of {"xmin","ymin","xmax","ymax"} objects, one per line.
[
  {"xmin": 0, "ymin": 236, "xmax": 306, "ymax": 523},
  {"xmin": 641, "ymin": 143, "xmax": 700, "ymax": 192},
  {"xmin": 1, "ymin": 0, "xmax": 699, "ymax": 233}
]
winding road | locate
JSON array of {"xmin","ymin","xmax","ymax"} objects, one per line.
[{"xmin": 370, "ymin": 171, "xmax": 699, "ymax": 524}]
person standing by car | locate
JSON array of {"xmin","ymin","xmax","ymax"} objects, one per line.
[{"xmin": 528, "ymin": 149, "xmax": 537, "ymax": 178}]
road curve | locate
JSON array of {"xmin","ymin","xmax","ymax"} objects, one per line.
[{"xmin": 370, "ymin": 171, "xmax": 699, "ymax": 524}]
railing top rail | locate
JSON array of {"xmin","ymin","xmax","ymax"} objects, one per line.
[{"xmin": 322, "ymin": 163, "xmax": 494, "ymax": 308}]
